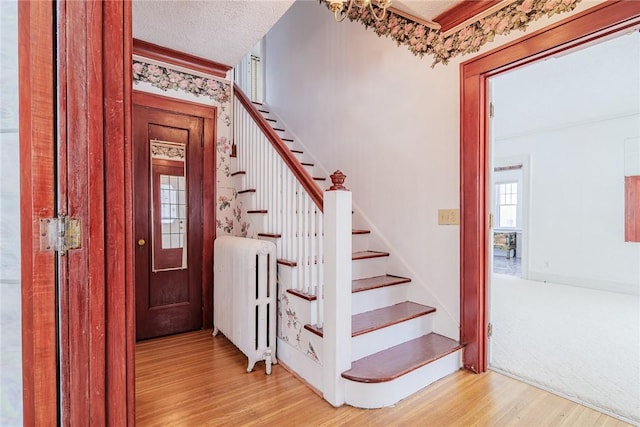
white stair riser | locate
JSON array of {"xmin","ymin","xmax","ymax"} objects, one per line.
[
  {"xmin": 280, "ymin": 292, "xmax": 317, "ymax": 326},
  {"xmin": 237, "ymin": 192, "xmax": 257, "ymax": 211},
  {"xmin": 344, "ymin": 349, "xmax": 462, "ymax": 408},
  {"xmin": 277, "ymin": 264, "xmax": 297, "ymax": 290},
  {"xmin": 246, "ymin": 212, "xmax": 268, "ymax": 234},
  {"xmin": 352, "ymin": 233, "xmax": 370, "ymax": 252},
  {"xmin": 278, "ymin": 265, "xmax": 321, "ymax": 305},
  {"xmin": 352, "ymin": 257, "xmax": 388, "ymax": 280},
  {"xmin": 352, "ymin": 284, "xmax": 409, "ymax": 315},
  {"xmin": 231, "ymin": 173, "xmax": 246, "ymax": 189},
  {"xmin": 351, "ymin": 315, "xmax": 434, "ymax": 361}
]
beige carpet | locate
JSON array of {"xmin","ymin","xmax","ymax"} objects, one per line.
[{"xmin": 490, "ymin": 274, "xmax": 640, "ymax": 424}]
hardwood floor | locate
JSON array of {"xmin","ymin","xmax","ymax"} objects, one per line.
[{"xmin": 136, "ymin": 330, "xmax": 630, "ymax": 426}]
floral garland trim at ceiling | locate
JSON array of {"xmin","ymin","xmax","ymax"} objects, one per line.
[
  {"xmin": 322, "ymin": 0, "xmax": 581, "ymax": 66},
  {"xmin": 133, "ymin": 60, "xmax": 231, "ymax": 103}
]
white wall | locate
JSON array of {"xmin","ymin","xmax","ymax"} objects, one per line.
[
  {"xmin": 492, "ymin": 31, "xmax": 640, "ymax": 294},
  {"xmin": 495, "ymin": 116, "xmax": 640, "ymax": 294},
  {"xmin": 263, "ymin": 0, "xmax": 605, "ymax": 337}
]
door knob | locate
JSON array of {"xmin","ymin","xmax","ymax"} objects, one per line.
[{"xmin": 137, "ymin": 238, "xmax": 146, "ymax": 247}]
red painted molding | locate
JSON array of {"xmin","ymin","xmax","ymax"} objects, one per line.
[
  {"xmin": 19, "ymin": 2, "xmax": 58, "ymax": 424},
  {"xmin": 434, "ymin": 0, "xmax": 502, "ymax": 34},
  {"xmin": 625, "ymin": 176, "xmax": 640, "ymax": 242},
  {"xmin": 233, "ymin": 83, "xmax": 325, "ymax": 211},
  {"xmin": 133, "ymin": 38, "xmax": 231, "ymax": 78},
  {"xmin": 459, "ymin": 0, "xmax": 640, "ymax": 373},
  {"xmin": 103, "ymin": 2, "xmax": 133, "ymax": 424}
]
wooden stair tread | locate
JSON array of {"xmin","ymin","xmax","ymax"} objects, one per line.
[
  {"xmin": 341, "ymin": 333, "xmax": 463, "ymax": 383},
  {"xmin": 286, "ymin": 288, "xmax": 317, "ymax": 301},
  {"xmin": 258, "ymin": 109, "xmax": 269, "ymax": 114},
  {"xmin": 231, "ymin": 171, "xmax": 246, "ymax": 177},
  {"xmin": 352, "ymin": 302, "xmax": 435, "ymax": 336},
  {"xmin": 247, "ymin": 209, "xmax": 267, "ymax": 214},
  {"xmin": 302, "ymin": 162, "xmax": 314, "ymax": 167},
  {"xmin": 237, "ymin": 189, "xmax": 256, "ymax": 194},
  {"xmin": 352, "ymin": 275, "xmax": 411, "ymax": 293},
  {"xmin": 257, "ymin": 233, "xmax": 281, "ymax": 238},
  {"xmin": 277, "ymin": 258, "xmax": 297, "ymax": 267},
  {"xmin": 291, "ymin": 149, "xmax": 303, "ymax": 154},
  {"xmin": 313, "ymin": 177, "xmax": 326, "ymax": 181},
  {"xmin": 352, "ymin": 229, "xmax": 371, "ymax": 235},
  {"xmin": 305, "ymin": 301, "xmax": 435, "ymax": 338},
  {"xmin": 352, "ymin": 251, "xmax": 389, "ymax": 260},
  {"xmin": 282, "ymin": 138, "xmax": 294, "ymax": 142},
  {"xmin": 265, "ymin": 118, "xmax": 276, "ymax": 122},
  {"xmin": 273, "ymin": 127, "xmax": 285, "ymax": 132}
]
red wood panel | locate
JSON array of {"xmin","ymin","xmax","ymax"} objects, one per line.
[
  {"xmin": 56, "ymin": 1, "xmax": 132, "ymax": 423},
  {"xmin": 103, "ymin": 2, "xmax": 133, "ymax": 424},
  {"xmin": 434, "ymin": 0, "xmax": 502, "ymax": 33},
  {"xmin": 63, "ymin": 1, "xmax": 108, "ymax": 422},
  {"xmin": 626, "ymin": 176, "xmax": 640, "ymax": 242},
  {"xmin": 460, "ymin": 1, "xmax": 640, "ymax": 373},
  {"xmin": 459, "ymin": 72, "xmax": 488, "ymax": 373},
  {"xmin": 133, "ymin": 39, "xmax": 231, "ymax": 78},
  {"xmin": 18, "ymin": 1, "xmax": 58, "ymax": 424}
]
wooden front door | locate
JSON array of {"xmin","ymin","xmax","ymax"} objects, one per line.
[{"xmin": 133, "ymin": 104, "xmax": 204, "ymax": 340}]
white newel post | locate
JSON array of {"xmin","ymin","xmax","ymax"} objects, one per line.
[{"xmin": 322, "ymin": 171, "xmax": 352, "ymax": 407}]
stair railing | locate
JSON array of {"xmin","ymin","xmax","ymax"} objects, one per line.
[
  {"xmin": 233, "ymin": 84, "xmax": 325, "ymax": 325},
  {"xmin": 233, "ymin": 84, "xmax": 353, "ymax": 405}
]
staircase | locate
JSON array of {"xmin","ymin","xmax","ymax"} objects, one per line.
[{"xmin": 231, "ymin": 89, "xmax": 463, "ymax": 408}]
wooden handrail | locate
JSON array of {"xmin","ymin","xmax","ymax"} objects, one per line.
[{"xmin": 233, "ymin": 83, "xmax": 324, "ymax": 211}]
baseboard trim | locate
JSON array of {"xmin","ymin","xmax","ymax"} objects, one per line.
[{"xmin": 528, "ymin": 271, "xmax": 639, "ymax": 296}]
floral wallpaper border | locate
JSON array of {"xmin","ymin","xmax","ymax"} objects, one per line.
[
  {"xmin": 133, "ymin": 61, "xmax": 231, "ymax": 103},
  {"xmin": 132, "ymin": 59, "xmax": 252, "ymax": 237},
  {"xmin": 322, "ymin": 0, "xmax": 581, "ymax": 66}
]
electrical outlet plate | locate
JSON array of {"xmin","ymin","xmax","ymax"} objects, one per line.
[{"xmin": 438, "ymin": 209, "xmax": 460, "ymax": 225}]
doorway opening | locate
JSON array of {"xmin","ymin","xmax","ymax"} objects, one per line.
[{"xmin": 486, "ymin": 30, "xmax": 640, "ymax": 423}]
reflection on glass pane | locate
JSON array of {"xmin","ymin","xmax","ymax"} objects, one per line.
[
  {"xmin": 159, "ymin": 175, "xmax": 186, "ymax": 250},
  {"xmin": 151, "ymin": 140, "xmax": 187, "ymax": 271},
  {"xmin": 500, "ymin": 206, "xmax": 517, "ymax": 228}
]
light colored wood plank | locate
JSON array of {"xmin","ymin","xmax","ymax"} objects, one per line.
[{"xmin": 136, "ymin": 330, "xmax": 631, "ymax": 426}]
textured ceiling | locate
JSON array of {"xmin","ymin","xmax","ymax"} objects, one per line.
[
  {"xmin": 132, "ymin": 0, "xmax": 296, "ymax": 68},
  {"xmin": 132, "ymin": 1, "xmax": 466, "ymax": 69},
  {"xmin": 133, "ymin": 0, "xmax": 461, "ymax": 67},
  {"xmin": 392, "ymin": 0, "xmax": 459, "ymax": 23}
]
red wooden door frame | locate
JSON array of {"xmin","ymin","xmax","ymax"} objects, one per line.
[
  {"xmin": 133, "ymin": 91, "xmax": 217, "ymax": 333},
  {"xmin": 459, "ymin": 0, "xmax": 640, "ymax": 373},
  {"xmin": 19, "ymin": 2, "xmax": 58, "ymax": 423},
  {"xmin": 20, "ymin": 1, "xmax": 133, "ymax": 423}
]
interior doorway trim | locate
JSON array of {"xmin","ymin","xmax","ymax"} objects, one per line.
[
  {"xmin": 132, "ymin": 91, "xmax": 217, "ymax": 331},
  {"xmin": 459, "ymin": 0, "xmax": 640, "ymax": 373}
]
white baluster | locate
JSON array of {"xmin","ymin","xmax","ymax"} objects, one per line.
[
  {"xmin": 317, "ymin": 210, "xmax": 324, "ymax": 328},
  {"xmin": 233, "ymin": 97, "xmax": 327, "ymax": 326},
  {"xmin": 303, "ymin": 194, "xmax": 310, "ymax": 295}
]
